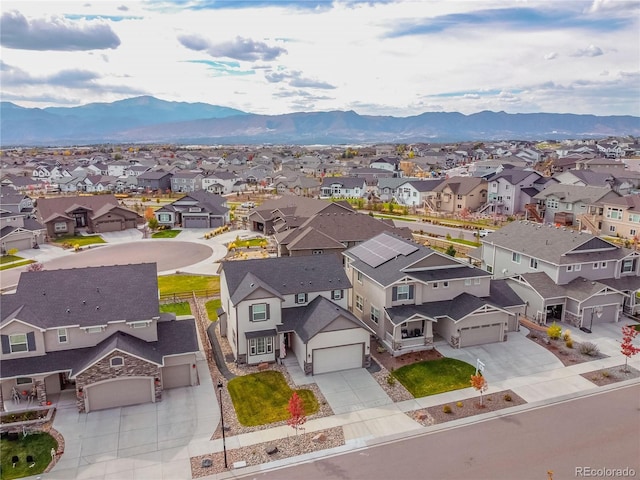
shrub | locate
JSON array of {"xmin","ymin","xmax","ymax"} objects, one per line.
[
  {"xmin": 456, "ymin": 401, "xmax": 463, "ymax": 408},
  {"xmin": 442, "ymin": 405, "xmax": 452, "ymax": 414},
  {"xmin": 565, "ymin": 339, "xmax": 574, "ymax": 349},
  {"xmin": 562, "ymin": 329, "xmax": 571, "ymax": 341},
  {"xmin": 503, "ymin": 394, "xmax": 512, "ymax": 402},
  {"xmin": 578, "ymin": 341, "xmax": 600, "ymax": 356},
  {"xmin": 386, "ymin": 375, "xmax": 396, "ymax": 386},
  {"xmin": 547, "ymin": 322, "xmax": 562, "ymax": 340},
  {"xmin": 601, "ymin": 370, "xmax": 610, "ymax": 378}
]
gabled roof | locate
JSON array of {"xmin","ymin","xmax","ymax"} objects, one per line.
[
  {"xmin": 279, "ymin": 295, "xmax": 368, "ymax": 342},
  {"xmin": 488, "ymin": 168, "xmax": 541, "ymax": 185},
  {"xmin": 320, "ymin": 177, "xmax": 366, "ymax": 189},
  {"xmin": 220, "ymin": 254, "xmax": 350, "ymax": 303},
  {"xmin": 2, "ymin": 263, "xmax": 160, "ymax": 329},
  {"xmin": 35, "ymin": 194, "xmax": 126, "ymax": 225},
  {"xmin": 533, "ymin": 184, "xmax": 619, "ymax": 204},
  {"xmin": 510, "ymin": 272, "xmax": 627, "ymax": 302},
  {"xmin": 603, "ymin": 193, "xmax": 640, "ymax": 210},
  {"xmin": 482, "ymin": 221, "xmax": 630, "ymax": 265},
  {"xmin": 433, "ymin": 176, "xmax": 487, "ymax": 195}
]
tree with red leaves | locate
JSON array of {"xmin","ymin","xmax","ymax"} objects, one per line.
[
  {"xmin": 621, "ymin": 325, "xmax": 640, "ymax": 373},
  {"xmin": 26, "ymin": 262, "xmax": 44, "ymax": 272},
  {"xmin": 470, "ymin": 374, "xmax": 488, "ymax": 406},
  {"xmin": 287, "ymin": 392, "xmax": 306, "ymax": 435}
]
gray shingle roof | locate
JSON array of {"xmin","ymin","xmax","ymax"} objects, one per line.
[
  {"xmin": 385, "ymin": 293, "xmax": 490, "ymax": 325},
  {"xmin": 3, "ymin": 263, "xmax": 160, "ymax": 329},
  {"xmin": 221, "ymin": 255, "xmax": 350, "ymax": 304},
  {"xmin": 533, "ymin": 184, "xmax": 619, "ymax": 204}
]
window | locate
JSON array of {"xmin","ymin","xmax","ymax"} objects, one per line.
[
  {"xmin": 512, "ymin": 252, "xmax": 521, "ymax": 264},
  {"xmin": 606, "ymin": 208, "xmax": 622, "ymax": 220},
  {"xmin": 442, "ymin": 281, "xmax": 449, "ymax": 288},
  {"xmin": 546, "ymin": 198, "xmax": 558, "ymax": 209},
  {"xmin": 158, "ymin": 213, "xmax": 171, "ymax": 222},
  {"xmin": 530, "ymin": 258, "xmax": 538, "ymax": 269},
  {"xmin": 457, "ymin": 194, "xmax": 463, "ymax": 200},
  {"xmin": 631, "ymin": 229, "xmax": 637, "ymax": 236},
  {"xmin": 487, "ymin": 265, "xmax": 493, "ymax": 273},
  {"xmin": 312, "ymin": 250, "xmax": 324, "ymax": 255},
  {"xmin": 629, "ymin": 214, "xmax": 640, "ymax": 224},
  {"xmin": 464, "ymin": 278, "xmax": 472, "ymax": 286},
  {"xmin": 609, "ymin": 225, "xmax": 616, "ymax": 233},
  {"xmin": 249, "ymin": 337, "xmax": 273, "ymax": 356},
  {"xmin": 355, "ymin": 294, "xmax": 364, "ymax": 311},
  {"xmin": 601, "ymin": 262, "xmax": 607, "ymax": 268},
  {"xmin": 357, "ymin": 271, "xmax": 363, "ymax": 284},
  {"xmin": 567, "ymin": 265, "xmax": 573, "ymax": 272},
  {"xmin": 54, "ymin": 222, "xmax": 67, "ymax": 232},
  {"xmin": 9, "ymin": 334, "xmax": 28, "ymax": 353},
  {"xmin": 575, "ymin": 264, "xmax": 581, "ymax": 271},
  {"xmin": 474, "ymin": 278, "xmax": 481, "ymax": 285},
  {"xmin": 85, "ymin": 326, "xmax": 103, "ymax": 334},
  {"xmin": 331, "ymin": 289, "xmax": 343, "ymax": 300},
  {"xmin": 565, "ymin": 203, "xmax": 573, "ymax": 210},
  {"xmin": 397, "ymin": 285, "xmax": 411, "ymax": 300},
  {"xmin": 370, "ymin": 306, "xmax": 380, "ymax": 324},
  {"xmin": 57, "ymin": 328, "xmax": 68, "ymax": 343},
  {"xmin": 250, "ymin": 303, "xmax": 268, "ymax": 321},
  {"xmin": 110, "ymin": 357, "xmax": 124, "ymax": 367},
  {"xmin": 16, "ymin": 377, "xmax": 33, "ymax": 385},
  {"xmin": 130, "ymin": 321, "xmax": 148, "ymax": 329},
  {"xmin": 432, "ymin": 282, "xmax": 438, "ymax": 289},
  {"xmin": 622, "ymin": 259, "xmax": 635, "ymax": 273},
  {"xmin": 593, "ymin": 263, "xmax": 599, "ymax": 269},
  {"xmin": 295, "ymin": 293, "xmax": 307, "ymax": 304}
]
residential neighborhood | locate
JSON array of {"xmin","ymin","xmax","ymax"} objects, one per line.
[{"xmin": 1, "ymin": 138, "xmax": 639, "ymax": 479}]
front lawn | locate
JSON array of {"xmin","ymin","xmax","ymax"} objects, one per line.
[
  {"xmin": 157, "ymin": 275, "xmax": 220, "ymax": 296},
  {"xmin": 159, "ymin": 302, "xmax": 192, "ymax": 316},
  {"xmin": 52, "ymin": 235, "xmax": 106, "ymax": 247},
  {"xmin": 152, "ymin": 229, "xmax": 181, "ymax": 238},
  {"xmin": 205, "ymin": 298, "xmax": 221, "ymax": 321},
  {"xmin": 0, "ymin": 432, "xmax": 58, "ymax": 480},
  {"xmin": 0, "ymin": 255, "xmax": 23, "ymax": 265},
  {"xmin": 227, "ymin": 371, "xmax": 318, "ymax": 426},
  {"xmin": 393, "ymin": 358, "xmax": 476, "ymax": 397},
  {"xmin": 0, "ymin": 260, "xmax": 35, "ymax": 271}
]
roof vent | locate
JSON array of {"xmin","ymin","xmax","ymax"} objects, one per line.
[
  {"xmin": 96, "ymin": 306, "xmax": 100, "ymax": 310},
  {"xmin": 250, "ymin": 283, "xmax": 255, "ymax": 288},
  {"xmin": 66, "ymin": 308, "xmax": 71, "ymax": 313},
  {"xmin": 82, "ymin": 300, "xmax": 86, "ymax": 304}
]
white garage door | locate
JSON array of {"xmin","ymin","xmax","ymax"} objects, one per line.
[
  {"xmin": 85, "ymin": 378, "xmax": 153, "ymax": 412},
  {"xmin": 5, "ymin": 238, "xmax": 33, "ymax": 252},
  {"xmin": 313, "ymin": 343, "xmax": 363, "ymax": 375},
  {"xmin": 162, "ymin": 364, "xmax": 191, "ymax": 389},
  {"xmin": 459, "ymin": 323, "xmax": 502, "ymax": 348}
]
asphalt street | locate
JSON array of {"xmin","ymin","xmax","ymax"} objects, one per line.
[{"xmin": 239, "ymin": 384, "xmax": 640, "ymax": 480}]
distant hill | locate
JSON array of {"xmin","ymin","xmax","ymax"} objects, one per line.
[{"xmin": 1, "ymin": 96, "xmax": 638, "ymax": 146}]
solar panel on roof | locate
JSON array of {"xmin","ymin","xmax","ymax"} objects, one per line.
[{"xmin": 351, "ymin": 234, "xmax": 418, "ymax": 267}]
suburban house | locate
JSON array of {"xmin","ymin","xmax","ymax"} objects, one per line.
[
  {"xmin": 217, "ymin": 255, "xmax": 371, "ymax": 375},
  {"xmin": 35, "ymin": 194, "xmax": 142, "ymax": 238},
  {"xmin": 588, "ymin": 194, "xmax": 640, "ymax": 241},
  {"xmin": 248, "ymin": 197, "xmax": 353, "ymax": 235},
  {"xmin": 0, "ymin": 263, "xmax": 199, "ymax": 413},
  {"xmin": 531, "ymin": 184, "xmax": 620, "ymax": 227},
  {"xmin": 274, "ymin": 207, "xmax": 412, "ymax": 257},
  {"xmin": 272, "ymin": 175, "xmax": 320, "ymax": 197},
  {"xmin": 320, "ymin": 177, "xmax": 367, "ymax": 199},
  {"xmin": 170, "ymin": 171, "xmax": 204, "ymax": 193},
  {"xmin": 369, "ymin": 157, "xmax": 402, "ymax": 174},
  {"xmin": 154, "ymin": 190, "xmax": 229, "ymax": 229},
  {"xmin": 481, "ymin": 168, "xmax": 543, "ymax": 216},
  {"xmin": 473, "ymin": 221, "xmax": 640, "ymax": 326},
  {"xmin": 426, "ymin": 176, "xmax": 488, "ymax": 215},
  {"xmin": 392, "ymin": 179, "xmax": 445, "ymax": 207},
  {"xmin": 0, "ymin": 188, "xmax": 45, "ymax": 253},
  {"xmin": 137, "ymin": 170, "xmax": 173, "ymax": 192},
  {"xmin": 343, "ymin": 232, "xmax": 524, "ymax": 353}
]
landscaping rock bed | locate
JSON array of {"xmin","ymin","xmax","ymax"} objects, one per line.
[
  {"xmin": 190, "ymin": 427, "xmax": 344, "ymax": 478},
  {"xmin": 526, "ymin": 332, "xmax": 608, "ymax": 366},
  {"xmin": 410, "ymin": 390, "xmax": 527, "ymax": 427},
  {"xmin": 581, "ymin": 365, "xmax": 640, "ymax": 386}
]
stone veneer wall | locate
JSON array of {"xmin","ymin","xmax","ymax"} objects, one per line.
[{"xmin": 75, "ymin": 352, "xmax": 161, "ymax": 413}]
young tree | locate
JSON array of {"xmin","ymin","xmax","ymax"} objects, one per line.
[
  {"xmin": 26, "ymin": 262, "xmax": 44, "ymax": 272},
  {"xmin": 470, "ymin": 374, "xmax": 488, "ymax": 406},
  {"xmin": 147, "ymin": 217, "xmax": 159, "ymax": 231},
  {"xmin": 144, "ymin": 207, "xmax": 155, "ymax": 221},
  {"xmin": 287, "ymin": 392, "xmax": 306, "ymax": 436},
  {"xmin": 621, "ymin": 325, "xmax": 640, "ymax": 373},
  {"xmin": 445, "ymin": 245, "xmax": 457, "ymax": 257}
]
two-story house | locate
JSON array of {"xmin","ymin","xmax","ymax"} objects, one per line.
[
  {"xmin": 369, "ymin": 157, "xmax": 401, "ymax": 174},
  {"xmin": 344, "ymin": 233, "xmax": 524, "ymax": 353},
  {"xmin": 483, "ymin": 168, "xmax": 543, "ymax": 216},
  {"xmin": 393, "ymin": 179, "xmax": 444, "ymax": 207},
  {"xmin": 427, "ymin": 177, "xmax": 488, "ymax": 215},
  {"xmin": 320, "ymin": 177, "xmax": 367, "ymax": 199},
  {"xmin": 137, "ymin": 170, "xmax": 173, "ymax": 192},
  {"xmin": 599, "ymin": 194, "xmax": 640, "ymax": 241},
  {"xmin": 202, "ymin": 171, "xmax": 244, "ymax": 195},
  {"xmin": 170, "ymin": 171, "xmax": 204, "ymax": 193},
  {"xmin": 0, "ymin": 263, "xmax": 199, "ymax": 413},
  {"xmin": 0, "ymin": 187, "xmax": 44, "ymax": 253},
  {"xmin": 217, "ymin": 255, "xmax": 371, "ymax": 375},
  {"xmin": 154, "ymin": 191, "xmax": 229, "ymax": 229},
  {"xmin": 474, "ymin": 221, "xmax": 639, "ymax": 327}
]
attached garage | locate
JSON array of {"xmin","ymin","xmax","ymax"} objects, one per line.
[
  {"xmin": 459, "ymin": 323, "xmax": 502, "ymax": 347},
  {"xmin": 312, "ymin": 343, "xmax": 363, "ymax": 375},
  {"xmin": 3, "ymin": 237, "xmax": 33, "ymax": 252},
  {"xmin": 95, "ymin": 219, "xmax": 123, "ymax": 232},
  {"xmin": 183, "ymin": 216, "xmax": 209, "ymax": 228},
  {"xmin": 162, "ymin": 364, "xmax": 191, "ymax": 389},
  {"xmin": 84, "ymin": 377, "xmax": 154, "ymax": 412}
]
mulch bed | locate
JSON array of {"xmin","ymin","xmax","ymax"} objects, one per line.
[
  {"xmin": 526, "ymin": 333, "xmax": 608, "ymax": 366},
  {"xmin": 370, "ymin": 341, "xmax": 443, "ymax": 372},
  {"xmin": 581, "ymin": 365, "xmax": 640, "ymax": 386},
  {"xmin": 411, "ymin": 390, "xmax": 527, "ymax": 427}
]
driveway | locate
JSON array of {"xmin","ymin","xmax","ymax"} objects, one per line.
[
  {"xmin": 437, "ymin": 330, "xmax": 564, "ymax": 382},
  {"xmin": 44, "ymin": 358, "xmax": 218, "ymax": 480}
]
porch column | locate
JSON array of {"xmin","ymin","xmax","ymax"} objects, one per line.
[
  {"xmin": 35, "ymin": 378, "xmax": 47, "ymax": 405},
  {"xmin": 425, "ymin": 322, "xmax": 433, "ymax": 338},
  {"xmin": 0, "ymin": 386, "xmax": 4, "ymax": 412}
]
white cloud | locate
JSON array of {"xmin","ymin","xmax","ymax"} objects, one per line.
[{"xmin": 544, "ymin": 52, "xmax": 558, "ymax": 60}]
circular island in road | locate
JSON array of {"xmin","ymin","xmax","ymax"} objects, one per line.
[{"xmin": 42, "ymin": 241, "xmax": 216, "ymax": 273}]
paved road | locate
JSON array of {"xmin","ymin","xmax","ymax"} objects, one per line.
[
  {"xmin": 240, "ymin": 384, "xmax": 640, "ymax": 480},
  {"xmin": 392, "ymin": 218, "xmax": 479, "ymax": 242}
]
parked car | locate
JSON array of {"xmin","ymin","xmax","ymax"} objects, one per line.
[
  {"xmin": 241, "ymin": 201, "xmax": 255, "ymax": 208},
  {"xmin": 478, "ymin": 229, "xmax": 496, "ymax": 237}
]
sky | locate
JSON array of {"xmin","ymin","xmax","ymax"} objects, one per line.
[{"xmin": 1, "ymin": 0, "xmax": 639, "ymax": 117}]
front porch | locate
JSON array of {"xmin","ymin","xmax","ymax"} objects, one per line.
[{"xmin": 382, "ymin": 320, "xmax": 435, "ymax": 357}]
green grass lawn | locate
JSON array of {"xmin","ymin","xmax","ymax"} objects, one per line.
[
  {"xmin": 231, "ymin": 238, "xmax": 266, "ymax": 248},
  {"xmin": 228, "ymin": 371, "xmax": 318, "ymax": 426},
  {"xmin": 392, "ymin": 358, "xmax": 476, "ymax": 397},
  {"xmin": 205, "ymin": 299, "xmax": 221, "ymax": 321},
  {"xmin": 52, "ymin": 235, "xmax": 106, "ymax": 247},
  {"xmin": 0, "ymin": 260, "xmax": 36, "ymax": 271},
  {"xmin": 152, "ymin": 229, "xmax": 181, "ymax": 238},
  {"xmin": 159, "ymin": 302, "xmax": 192, "ymax": 316},
  {"xmin": 157, "ymin": 275, "xmax": 220, "ymax": 296},
  {"xmin": 0, "ymin": 432, "xmax": 58, "ymax": 480},
  {"xmin": 0, "ymin": 255, "xmax": 23, "ymax": 265},
  {"xmin": 448, "ymin": 238, "xmax": 481, "ymax": 247}
]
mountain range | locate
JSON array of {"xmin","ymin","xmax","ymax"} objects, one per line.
[{"xmin": 2, "ymin": 96, "xmax": 638, "ymax": 146}]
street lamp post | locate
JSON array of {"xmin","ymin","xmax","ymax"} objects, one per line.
[{"xmin": 217, "ymin": 380, "xmax": 228, "ymax": 469}]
